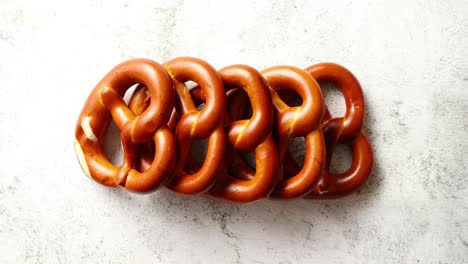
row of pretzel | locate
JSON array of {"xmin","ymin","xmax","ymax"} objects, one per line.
[{"xmin": 74, "ymin": 57, "xmax": 373, "ymax": 203}]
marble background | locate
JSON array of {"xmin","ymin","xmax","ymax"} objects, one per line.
[{"xmin": 0, "ymin": 0, "xmax": 467, "ymax": 263}]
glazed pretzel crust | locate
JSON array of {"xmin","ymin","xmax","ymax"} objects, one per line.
[
  {"xmin": 305, "ymin": 63, "xmax": 373, "ymax": 198},
  {"xmin": 74, "ymin": 59, "xmax": 175, "ymax": 193},
  {"xmin": 203, "ymin": 65, "xmax": 280, "ymax": 203}
]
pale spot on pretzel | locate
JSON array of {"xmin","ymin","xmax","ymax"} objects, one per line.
[
  {"xmin": 81, "ymin": 116, "xmax": 98, "ymax": 142},
  {"xmin": 164, "ymin": 65, "xmax": 175, "ymax": 78},
  {"xmin": 288, "ymin": 107, "xmax": 302, "ymax": 137},
  {"xmin": 74, "ymin": 139, "xmax": 92, "ymax": 179},
  {"xmin": 234, "ymin": 120, "xmax": 250, "ymax": 148},
  {"xmin": 98, "ymin": 86, "xmax": 113, "ymax": 105},
  {"xmin": 145, "ymin": 89, "xmax": 151, "ymax": 99},
  {"xmin": 190, "ymin": 112, "xmax": 200, "ymax": 137}
]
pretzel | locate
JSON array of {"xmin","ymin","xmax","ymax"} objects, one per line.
[
  {"xmin": 282, "ymin": 63, "xmax": 373, "ymax": 198},
  {"xmin": 74, "ymin": 59, "xmax": 176, "ymax": 193},
  {"xmin": 259, "ymin": 66, "xmax": 326, "ymax": 199},
  {"xmin": 205, "ymin": 65, "xmax": 280, "ymax": 203},
  {"xmin": 161, "ymin": 57, "xmax": 227, "ymax": 195}
]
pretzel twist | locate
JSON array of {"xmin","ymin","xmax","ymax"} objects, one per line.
[
  {"xmin": 204, "ymin": 65, "xmax": 280, "ymax": 203},
  {"xmin": 74, "ymin": 59, "xmax": 175, "ymax": 193},
  {"xmin": 263, "ymin": 66, "xmax": 326, "ymax": 199},
  {"xmin": 305, "ymin": 63, "xmax": 373, "ymax": 198},
  {"xmin": 279, "ymin": 63, "xmax": 374, "ymax": 198},
  {"xmin": 75, "ymin": 57, "xmax": 373, "ymax": 202}
]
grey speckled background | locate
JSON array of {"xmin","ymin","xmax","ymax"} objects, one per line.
[{"xmin": 1, "ymin": 0, "xmax": 467, "ymax": 263}]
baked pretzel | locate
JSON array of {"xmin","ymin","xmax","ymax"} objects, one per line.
[
  {"xmin": 158, "ymin": 57, "xmax": 227, "ymax": 195},
  {"xmin": 261, "ymin": 66, "xmax": 326, "ymax": 199},
  {"xmin": 206, "ymin": 65, "xmax": 280, "ymax": 203},
  {"xmin": 306, "ymin": 63, "xmax": 373, "ymax": 198},
  {"xmin": 74, "ymin": 59, "xmax": 175, "ymax": 193},
  {"xmin": 281, "ymin": 63, "xmax": 373, "ymax": 198}
]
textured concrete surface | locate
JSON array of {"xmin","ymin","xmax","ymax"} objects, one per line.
[{"xmin": 1, "ymin": 0, "xmax": 467, "ymax": 263}]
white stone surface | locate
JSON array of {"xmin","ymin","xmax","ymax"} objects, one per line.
[{"xmin": 1, "ymin": 0, "xmax": 467, "ymax": 263}]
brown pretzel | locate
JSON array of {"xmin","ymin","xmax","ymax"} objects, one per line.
[
  {"xmin": 303, "ymin": 63, "xmax": 373, "ymax": 198},
  {"xmin": 74, "ymin": 59, "xmax": 176, "ymax": 193},
  {"xmin": 261, "ymin": 66, "xmax": 326, "ymax": 199},
  {"xmin": 161, "ymin": 57, "xmax": 227, "ymax": 195},
  {"xmin": 207, "ymin": 65, "xmax": 280, "ymax": 203}
]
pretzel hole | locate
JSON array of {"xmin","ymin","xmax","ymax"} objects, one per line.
[
  {"xmin": 288, "ymin": 137, "xmax": 306, "ymax": 167},
  {"xmin": 239, "ymin": 152, "xmax": 256, "ymax": 169},
  {"xmin": 329, "ymin": 144, "xmax": 352, "ymax": 174},
  {"xmin": 226, "ymin": 89, "xmax": 253, "ymax": 121},
  {"xmin": 277, "ymin": 90, "xmax": 302, "ymax": 107},
  {"xmin": 197, "ymin": 103, "xmax": 205, "ymax": 111},
  {"xmin": 319, "ymin": 81, "xmax": 345, "ymax": 117},
  {"xmin": 103, "ymin": 120, "xmax": 124, "ymax": 166},
  {"xmin": 134, "ymin": 143, "xmax": 155, "ymax": 173},
  {"xmin": 246, "ymin": 106, "xmax": 253, "ymax": 119},
  {"xmin": 184, "ymin": 81, "xmax": 198, "ymax": 90},
  {"xmin": 228, "ymin": 151, "xmax": 256, "ymax": 181},
  {"xmin": 185, "ymin": 81, "xmax": 205, "ymax": 110},
  {"xmin": 187, "ymin": 139, "xmax": 209, "ymax": 173},
  {"xmin": 228, "ymin": 151, "xmax": 257, "ymax": 181},
  {"xmin": 123, "ymin": 83, "xmax": 141, "ymax": 105},
  {"xmin": 229, "ymin": 104, "xmax": 253, "ymax": 122}
]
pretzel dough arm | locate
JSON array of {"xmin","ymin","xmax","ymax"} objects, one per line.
[
  {"xmin": 100, "ymin": 87, "xmax": 134, "ymax": 130},
  {"xmin": 336, "ymin": 133, "xmax": 373, "ymax": 192}
]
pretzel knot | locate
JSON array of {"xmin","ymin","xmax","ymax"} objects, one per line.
[
  {"xmin": 262, "ymin": 66, "xmax": 326, "ymax": 199},
  {"xmin": 303, "ymin": 63, "xmax": 373, "ymax": 198},
  {"xmin": 306, "ymin": 63, "xmax": 373, "ymax": 198},
  {"xmin": 74, "ymin": 59, "xmax": 176, "ymax": 193},
  {"xmin": 205, "ymin": 65, "xmax": 280, "ymax": 203},
  {"xmin": 161, "ymin": 57, "xmax": 227, "ymax": 195}
]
